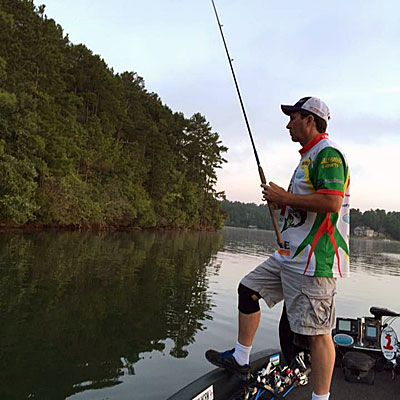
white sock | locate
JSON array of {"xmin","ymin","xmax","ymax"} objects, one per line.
[
  {"xmin": 312, "ymin": 392, "xmax": 330, "ymax": 400},
  {"xmin": 233, "ymin": 341, "xmax": 252, "ymax": 366}
]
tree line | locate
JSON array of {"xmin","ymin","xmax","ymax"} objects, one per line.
[
  {"xmin": 220, "ymin": 200, "xmax": 275, "ymax": 231},
  {"xmin": 221, "ymin": 200, "xmax": 400, "ymax": 241},
  {"xmin": 0, "ymin": 0, "xmax": 227, "ymax": 230},
  {"xmin": 350, "ymin": 208, "xmax": 400, "ymax": 240}
]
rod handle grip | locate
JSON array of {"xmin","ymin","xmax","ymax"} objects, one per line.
[{"xmin": 258, "ymin": 166, "xmax": 284, "ymax": 248}]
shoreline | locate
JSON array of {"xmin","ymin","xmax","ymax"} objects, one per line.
[
  {"xmin": 0, "ymin": 223, "xmax": 220, "ymax": 234},
  {"xmin": 0, "ymin": 224, "xmax": 395, "ymax": 241},
  {"xmin": 222, "ymin": 225, "xmax": 396, "ymax": 241}
]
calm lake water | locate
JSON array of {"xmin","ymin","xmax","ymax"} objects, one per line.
[{"xmin": 0, "ymin": 227, "xmax": 399, "ymax": 399}]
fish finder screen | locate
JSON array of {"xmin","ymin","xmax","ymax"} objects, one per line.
[
  {"xmin": 366, "ymin": 325, "xmax": 377, "ymax": 338},
  {"xmin": 338, "ymin": 319, "xmax": 351, "ymax": 332}
]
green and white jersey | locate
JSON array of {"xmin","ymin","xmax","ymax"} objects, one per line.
[{"xmin": 275, "ymin": 133, "xmax": 350, "ymax": 278}]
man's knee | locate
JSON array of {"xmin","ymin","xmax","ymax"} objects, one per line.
[{"xmin": 238, "ymin": 283, "xmax": 261, "ymax": 314}]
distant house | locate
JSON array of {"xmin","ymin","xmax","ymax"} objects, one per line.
[{"xmin": 354, "ymin": 226, "xmax": 376, "ymax": 237}]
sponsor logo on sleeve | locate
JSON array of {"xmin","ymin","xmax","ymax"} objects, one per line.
[{"xmin": 320, "ymin": 156, "xmax": 342, "ymax": 169}]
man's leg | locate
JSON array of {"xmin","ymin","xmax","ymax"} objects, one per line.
[
  {"xmin": 238, "ymin": 295, "xmax": 261, "ymax": 346},
  {"xmin": 231, "ymin": 289, "xmax": 261, "ymax": 366},
  {"xmin": 204, "ymin": 290, "xmax": 261, "ymax": 376},
  {"xmin": 309, "ymin": 334, "xmax": 335, "ymax": 396},
  {"xmin": 280, "ymin": 268, "xmax": 336, "ymax": 399},
  {"xmin": 205, "ymin": 257, "xmax": 283, "ymax": 375}
]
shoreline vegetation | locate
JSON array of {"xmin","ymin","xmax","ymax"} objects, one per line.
[
  {"xmin": 0, "ymin": 222, "xmax": 220, "ymax": 233},
  {"xmin": 0, "ymin": 1, "xmax": 227, "ymax": 231},
  {"xmin": 221, "ymin": 200, "xmax": 400, "ymax": 241},
  {"xmin": 2, "ymin": 2, "xmax": 398, "ymax": 239}
]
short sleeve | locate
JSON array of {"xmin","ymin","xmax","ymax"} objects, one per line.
[{"xmin": 313, "ymin": 147, "xmax": 346, "ymax": 196}]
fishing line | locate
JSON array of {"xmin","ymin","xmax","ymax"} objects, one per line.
[{"xmin": 210, "ymin": 0, "xmax": 283, "ymax": 246}]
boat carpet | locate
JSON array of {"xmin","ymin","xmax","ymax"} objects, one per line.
[{"xmin": 293, "ymin": 367, "xmax": 399, "ymax": 400}]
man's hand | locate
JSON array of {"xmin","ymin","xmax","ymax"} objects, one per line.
[
  {"xmin": 261, "ymin": 182, "xmax": 288, "ymax": 205},
  {"xmin": 262, "ymin": 182, "xmax": 343, "ymax": 213}
]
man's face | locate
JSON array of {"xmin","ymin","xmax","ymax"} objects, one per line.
[{"xmin": 286, "ymin": 111, "xmax": 308, "ymax": 143}]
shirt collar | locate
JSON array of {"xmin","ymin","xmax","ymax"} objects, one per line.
[{"xmin": 299, "ymin": 133, "xmax": 329, "ymax": 155}]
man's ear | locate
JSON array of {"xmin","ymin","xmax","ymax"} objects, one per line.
[{"xmin": 306, "ymin": 114, "xmax": 315, "ymax": 126}]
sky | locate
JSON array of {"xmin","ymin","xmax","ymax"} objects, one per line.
[{"xmin": 35, "ymin": 0, "xmax": 400, "ymax": 211}]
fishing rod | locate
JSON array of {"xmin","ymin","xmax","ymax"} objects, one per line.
[{"xmin": 210, "ymin": 0, "xmax": 283, "ymax": 247}]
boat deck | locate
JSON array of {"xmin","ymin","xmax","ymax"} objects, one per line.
[
  {"xmin": 294, "ymin": 367, "xmax": 399, "ymax": 400},
  {"xmin": 167, "ymin": 349, "xmax": 400, "ymax": 400}
]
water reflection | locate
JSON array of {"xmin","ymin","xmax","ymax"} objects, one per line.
[
  {"xmin": 221, "ymin": 227, "xmax": 400, "ymax": 277},
  {"xmin": 0, "ymin": 230, "xmax": 222, "ymax": 399},
  {"xmin": 350, "ymin": 238, "xmax": 400, "ymax": 276},
  {"xmin": 0, "ymin": 228, "xmax": 399, "ymax": 399},
  {"xmin": 221, "ymin": 227, "xmax": 278, "ymax": 256}
]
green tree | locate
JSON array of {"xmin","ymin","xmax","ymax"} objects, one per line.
[{"xmin": 0, "ymin": 0, "xmax": 227, "ymax": 229}]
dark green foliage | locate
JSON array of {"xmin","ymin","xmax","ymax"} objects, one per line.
[
  {"xmin": 385, "ymin": 212, "xmax": 400, "ymax": 241},
  {"xmin": 0, "ymin": 141, "xmax": 38, "ymax": 222},
  {"xmin": 221, "ymin": 200, "xmax": 275, "ymax": 230},
  {"xmin": 350, "ymin": 208, "xmax": 400, "ymax": 240},
  {"xmin": 0, "ymin": 0, "xmax": 227, "ymax": 229},
  {"xmin": 0, "ymin": 230, "xmax": 223, "ymax": 398}
]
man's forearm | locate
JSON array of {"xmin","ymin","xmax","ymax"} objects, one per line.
[
  {"xmin": 262, "ymin": 182, "xmax": 343, "ymax": 213},
  {"xmin": 282, "ymin": 192, "xmax": 342, "ymax": 213}
]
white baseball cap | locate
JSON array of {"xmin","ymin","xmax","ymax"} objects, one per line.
[{"xmin": 281, "ymin": 97, "xmax": 330, "ymax": 122}]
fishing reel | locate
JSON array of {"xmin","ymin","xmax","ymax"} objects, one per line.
[{"xmin": 232, "ymin": 352, "xmax": 310, "ymax": 400}]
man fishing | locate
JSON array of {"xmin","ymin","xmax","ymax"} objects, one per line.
[{"xmin": 206, "ymin": 97, "xmax": 350, "ymax": 400}]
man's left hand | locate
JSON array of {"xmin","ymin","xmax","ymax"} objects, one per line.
[{"xmin": 261, "ymin": 182, "xmax": 288, "ymax": 204}]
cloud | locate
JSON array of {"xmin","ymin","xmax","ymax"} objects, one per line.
[
  {"xmin": 379, "ymin": 86, "xmax": 400, "ymax": 94},
  {"xmin": 346, "ymin": 142, "xmax": 400, "ymax": 211},
  {"xmin": 330, "ymin": 114, "xmax": 400, "ymax": 143},
  {"xmin": 217, "ymin": 141, "xmax": 400, "ymax": 212}
]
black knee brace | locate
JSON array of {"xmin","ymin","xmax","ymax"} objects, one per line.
[{"xmin": 238, "ymin": 283, "xmax": 261, "ymax": 314}]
